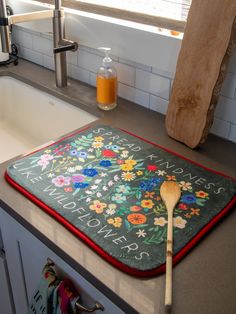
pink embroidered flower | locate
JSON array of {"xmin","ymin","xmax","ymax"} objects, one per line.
[
  {"xmin": 52, "ymin": 175, "xmax": 71, "ymax": 187},
  {"xmin": 64, "ymin": 187, "xmax": 73, "ymax": 192},
  {"xmin": 37, "ymin": 154, "xmax": 54, "ymax": 170}
]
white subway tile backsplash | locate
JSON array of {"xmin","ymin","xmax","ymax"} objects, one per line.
[
  {"xmin": 228, "ymin": 123, "xmax": 236, "ymax": 142},
  {"xmin": 12, "ymin": 28, "xmax": 33, "ymax": 49},
  {"xmin": 210, "ymin": 117, "xmax": 230, "ymax": 139},
  {"xmin": 215, "ymin": 96, "xmax": 236, "ymax": 123},
  {"xmin": 11, "ymin": 27, "xmax": 236, "ymax": 143},
  {"xmin": 118, "ymin": 83, "xmax": 149, "ymax": 108},
  {"xmin": 114, "ymin": 62, "xmax": 135, "ymax": 87},
  {"xmin": 220, "ymin": 73, "xmax": 236, "ymax": 99},
  {"xmin": 136, "ymin": 69, "xmax": 170, "ymax": 99},
  {"xmin": 68, "ymin": 64, "xmax": 90, "ymax": 85},
  {"xmin": 77, "ymin": 50, "xmax": 102, "ymax": 73},
  {"xmin": 18, "ymin": 46, "xmax": 43, "ymax": 66},
  {"xmin": 32, "ymin": 35, "xmax": 52, "ymax": 56},
  {"xmin": 150, "ymin": 95, "xmax": 169, "ymax": 115}
]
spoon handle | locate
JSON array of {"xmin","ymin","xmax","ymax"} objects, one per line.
[{"xmin": 165, "ymin": 210, "xmax": 173, "ymax": 308}]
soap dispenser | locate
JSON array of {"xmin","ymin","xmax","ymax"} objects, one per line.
[{"xmin": 96, "ymin": 47, "xmax": 117, "ymax": 110}]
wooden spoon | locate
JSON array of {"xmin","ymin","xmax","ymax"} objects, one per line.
[{"xmin": 160, "ymin": 181, "xmax": 181, "ymax": 308}]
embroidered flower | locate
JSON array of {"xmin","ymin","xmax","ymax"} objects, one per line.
[
  {"xmin": 141, "ymin": 199, "xmax": 154, "ymax": 209},
  {"xmin": 166, "ymin": 175, "xmax": 176, "ymax": 181},
  {"xmin": 181, "ymin": 194, "xmax": 196, "ymax": 204},
  {"xmin": 136, "ymin": 171, "xmax": 143, "ymax": 176},
  {"xmin": 127, "ymin": 213, "xmax": 147, "ymax": 225},
  {"xmin": 144, "ymin": 191, "xmax": 155, "ymax": 198},
  {"xmin": 157, "ymin": 170, "xmax": 166, "ymax": 176},
  {"xmin": 92, "ymin": 142, "xmax": 103, "ymax": 149},
  {"xmin": 116, "ymin": 184, "xmax": 131, "ymax": 194},
  {"xmin": 120, "ymin": 150, "xmax": 129, "ymax": 158},
  {"xmin": 83, "ymin": 168, "xmax": 98, "ymax": 177},
  {"xmin": 120, "ymin": 163, "xmax": 133, "ymax": 171},
  {"xmin": 178, "ymin": 203, "xmax": 188, "ymax": 210},
  {"xmin": 147, "ymin": 164, "xmax": 157, "ymax": 171},
  {"xmin": 69, "ymin": 149, "xmax": 78, "ymax": 156},
  {"xmin": 154, "ymin": 217, "xmax": 167, "ymax": 227},
  {"xmin": 89, "ymin": 200, "xmax": 107, "ymax": 214},
  {"xmin": 94, "ymin": 136, "xmax": 104, "ymax": 142},
  {"xmin": 102, "ymin": 149, "xmax": 116, "ymax": 158},
  {"xmin": 72, "ymin": 174, "xmax": 85, "ymax": 183},
  {"xmin": 173, "ymin": 216, "xmax": 187, "ymax": 229},
  {"xmin": 67, "ymin": 167, "xmax": 76, "ymax": 173},
  {"xmin": 113, "ymin": 217, "xmax": 122, "ymax": 227},
  {"xmin": 64, "ymin": 187, "xmax": 73, "ymax": 193},
  {"xmin": 130, "ymin": 205, "xmax": 142, "ymax": 212},
  {"xmin": 179, "ymin": 181, "xmax": 192, "ymax": 191},
  {"xmin": 111, "ymin": 193, "xmax": 126, "ymax": 204},
  {"xmin": 125, "ymin": 159, "xmax": 137, "ymax": 166},
  {"xmin": 52, "ymin": 175, "xmax": 71, "ymax": 187},
  {"xmin": 190, "ymin": 208, "xmax": 200, "ymax": 216},
  {"xmin": 78, "ymin": 151, "xmax": 88, "ymax": 158},
  {"xmin": 121, "ymin": 171, "xmax": 136, "ymax": 181},
  {"xmin": 73, "ymin": 182, "xmax": 89, "ymax": 189},
  {"xmin": 195, "ymin": 191, "xmax": 209, "ymax": 198},
  {"xmin": 99, "ymin": 160, "xmax": 112, "ymax": 167},
  {"xmin": 136, "ymin": 229, "xmax": 147, "ymax": 238}
]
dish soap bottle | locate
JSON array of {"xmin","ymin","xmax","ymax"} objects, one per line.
[{"xmin": 96, "ymin": 47, "xmax": 117, "ymax": 110}]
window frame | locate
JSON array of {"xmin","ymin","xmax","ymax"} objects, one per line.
[{"xmin": 38, "ymin": 0, "xmax": 186, "ymax": 32}]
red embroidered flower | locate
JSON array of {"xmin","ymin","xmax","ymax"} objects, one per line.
[
  {"xmin": 102, "ymin": 149, "xmax": 116, "ymax": 158},
  {"xmin": 117, "ymin": 159, "xmax": 124, "ymax": 164},
  {"xmin": 179, "ymin": 203, "xmax": 188, "ymax": 210},
  {"xmin": 147, "ymin": 164, "xmax": 157, "ymax": 171}
]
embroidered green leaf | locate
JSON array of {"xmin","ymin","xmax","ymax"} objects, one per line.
[
  {"xmin": 124, "ymin": 219, "xmax": 131, "ymax": 230},
  {"xmin": 195, "ymin": 198, "xmax": 206, "ymax": 206},
  {"xmin": 135, "ymin": 190, "xmax": 142, "ymax": 200},
  {"xmin": 78, "ymin": 158, "xmax": 85, "ymax": 162}
]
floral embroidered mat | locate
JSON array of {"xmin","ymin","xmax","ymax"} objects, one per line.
[{"xmin": 5, "ymin": 125, "xmax": 236, "ymax": 277}]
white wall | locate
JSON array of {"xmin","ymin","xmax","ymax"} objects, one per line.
[{"xmin": 6, "ymin": 0, "xmax": 236, "ymax": 143}]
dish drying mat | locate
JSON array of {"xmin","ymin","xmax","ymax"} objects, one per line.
[{"xmin": 5, "ymin": 125, "xmax": 236, "ymax": 277}]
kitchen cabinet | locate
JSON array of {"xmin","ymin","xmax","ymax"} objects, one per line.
[{"xmin": 0, "ymin": 208, "xmax": 126, "ymax": 314}]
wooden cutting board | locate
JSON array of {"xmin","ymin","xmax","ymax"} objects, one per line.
[{"xmin": 165, "ymin": 0, "xmax": 236, "ymax": 148}]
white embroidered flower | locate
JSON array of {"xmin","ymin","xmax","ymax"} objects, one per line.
[
  {"xmin": 120, "ymin": 150, "xmax": 129, "ymax": 158},
  {"xmin": 105, "ymin": 208, "xmax": 116, "ymax": 215},
  {"xmin": 114, "ymin": 175, "xmax": 120, "ymax": 182},
  {"xmin": 100, "ymin": 172, "xmax": 107, "ymax": 177},
  {"xmin": 48, "ymin": 173, "xmax": 54, "ymax": 178},
  {"xmin": 173, "ymin": 216, "xmax": 187, "ymax": 229},
  {"xmin": 102, "ymin": 186, "xmax": 108, "ymax": 191},
  {"xmin": 157, "ymin": 170, "xmax": 167, "ymax": 176},
  {"xmin": 96, "ymin": 192, "xmax": 102, "ymax": 197},
  {"xmin": 88, "ymin": 148, "xmax": 94, "ymax": 152},
  {"xmin": 136, "ymin": 229, "xmax": 147, "ymax": 238},
  {"xmin": 154, "ymin": 217, "xmax": 168, "ymax": 227},
  {"xmin": 86, "ymin": 197, "xmax": 91, "ymax": 202},
  {"xmin": 67, "ymin": 167, "xmax": 76, "ymax": 173},
  {"xmin": 75, "ymin": 165, "xmax": 83, "ymax": 170},
  {"xmin": 85, "ymin": 190, "xmax": 92, "ymax": 195},
  {"xmin": 94, "ymin": 179, "xmax": 102, "ymax": 184},
  {"xmin": 179, "ymin": 181, "xmax": 192, "ymax": 191},
  {"xmin": 91, "ymin": 185, "xmax": 98, "ymax": 190},
  {"xmin": 108, "ymin": 180, "xmax": 114, "ymax": 186}
]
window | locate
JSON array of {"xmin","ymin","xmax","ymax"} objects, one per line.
[{"xmin": 38, "ymin": 0, "xmax": 192, "ymax": 32}]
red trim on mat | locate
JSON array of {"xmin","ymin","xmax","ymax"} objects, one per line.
[{"xmin": 4, "ymin": 126, "xmax": 236, "ymax": 277}]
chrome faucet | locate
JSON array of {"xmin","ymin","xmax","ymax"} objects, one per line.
[{"xmin": 0, "ymin": 0, "xmax": 78, "ymax": 87}]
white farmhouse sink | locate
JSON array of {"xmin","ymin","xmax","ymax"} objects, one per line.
[{"xmin": 0, "ymin": 76, "xmax": 97, "ymax": 163}]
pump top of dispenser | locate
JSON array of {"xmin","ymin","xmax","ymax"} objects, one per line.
[{"xmin": 98, "ymin": 47, "xmax": 113, "ymax": 67}]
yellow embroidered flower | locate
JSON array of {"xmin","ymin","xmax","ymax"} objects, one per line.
[
  {"xmin": 136, "ymin": 171, "xmax": 143, "ymax": 176},
  {"xmin": 141, "ymin": 199, "xmax": 154, "ymax": 209},
  {"xmin": 125, "ymin": 159, "xmax": 137, "ymax": 166},
  {"xmin": 179, "ymin": 181, "xmax": 192, "ymax": 191},
  {"xmin": 94, "ymin": 136, "xmax": 104, "ymax": 142},
  {"xmin": 44, "ymin": 149, "xmax": 51, "ymax": 153},
  {"xmin": 107, "ymin": 218, "xmax": 114, "ymax": 224},
  {"xmin": 89, "ymin": 200, "xmax": 107, "ymax": 214},
  {"xmin": 195, "ymin": 191, "xmax": 209, "ymax": 198},
  {"xmin": 120, "ymin": 163, "xmax": 133, "ymax": 171},
  {"xmin": 92, "ymin": 142, "xmax": 103, "ymax": 148},
  {"xmin": 121, "ymin": 172, "xmax": 136, "ymax": 181},
  {"xmin": 113, "ymin": 217, "xmax": 122, "ymax": 227}
]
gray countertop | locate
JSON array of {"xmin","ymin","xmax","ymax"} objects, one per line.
[{"xmin": 0, "ymin": 60, "xmax": 236, "ymax": 314}]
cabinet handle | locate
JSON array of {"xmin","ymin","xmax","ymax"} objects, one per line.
[{"xmin": 75, "ymin": 300, "xmax": 104, "ymax": 313}]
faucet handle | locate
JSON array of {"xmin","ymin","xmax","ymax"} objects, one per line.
[{"xmin": 54, "ymin": 39, "xmax": 78, "ymax": 54}]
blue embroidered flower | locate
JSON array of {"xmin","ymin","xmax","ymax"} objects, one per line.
[
  {"xmin": 111, "ymin": 145, "xmax": 120, "ymax": 150},
  {"xmin": 69, "ymin": 149, "xmax": 78, "ymax": 156},
  {"xmin": 99, "ymin": 160, "xmax": 112, "ymax": 167},
  {"xmin": 78, "ymin": 151, "xmax": 88, "ymax": 158},
  {"xmin": 140, "ymin": 181, "xmax": 154, "ymax": 191},
  {"xmin": 181, "ymin": 194, "xmax": 196, "ymax": 204},
  {"xmin": 73, "ymin": 182, "xmax": 89, "ymax": 189},
  {"xmin": 83, "ymin": 168, "xmax": 98, "ymax": 177}
]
